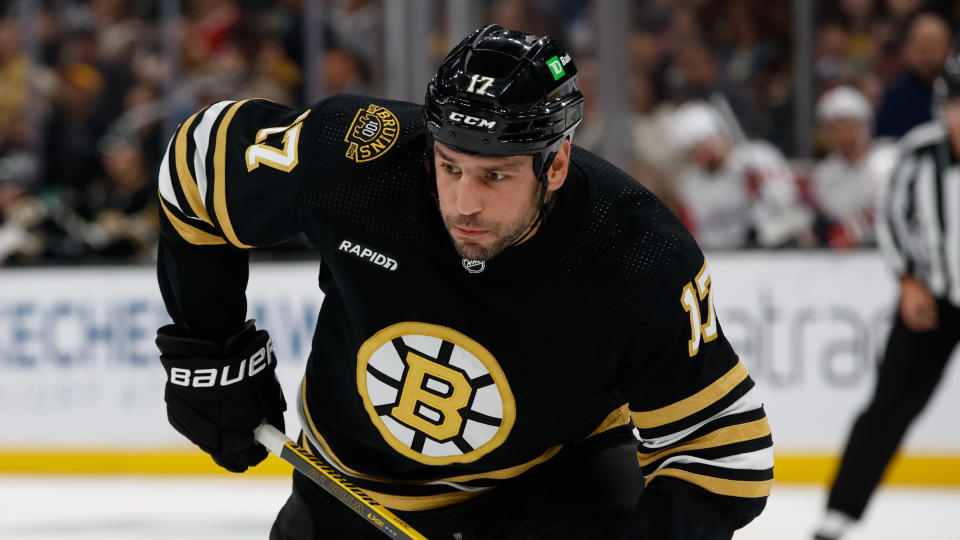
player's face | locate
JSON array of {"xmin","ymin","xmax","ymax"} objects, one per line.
[
  {"xmin": 688, "ymin": 135, "xmax": 727, "ymax": 172},
  {"xmin": 433, "ymin": 142, "xmax": 542, "ymax": 261},
  {"xmin": 827, "ymin": 118, "xmax": 869, "ymax": 160}
]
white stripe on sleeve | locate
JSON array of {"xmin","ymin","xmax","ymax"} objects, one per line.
[
  {"xmin": 638, "ymin": 387, "xmax": 764, "ymax": 450},
  {"xmin": 649, "ymin": 446, "xmax": 775, "ymax": 475},
  {"xmin": 157, "ymin": 135, "xmax": 182, "ymax": 213},
  {"xmin": 191, "ymin": 100, "xmax": 235, "ymax": 207}
]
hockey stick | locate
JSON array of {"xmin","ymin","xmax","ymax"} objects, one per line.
[{"xmin": 253, "ymin": 422, "xmax": 428, "ymax": 540}]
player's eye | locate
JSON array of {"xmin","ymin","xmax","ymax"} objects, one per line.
[
  {"xmin": 440, "ymin": 163, "xmax": 460, "ymax": 175},
  {"xmin": 488, "ymin": 172, "xmax": 506, "ymax": 181}
]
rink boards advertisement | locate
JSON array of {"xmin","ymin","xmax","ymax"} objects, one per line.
[{"xmin": 1, "ymin": 252, "xmax": 959, "ymax": 483}]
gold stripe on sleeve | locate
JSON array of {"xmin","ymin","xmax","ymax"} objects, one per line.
[
  {"xmin": 636, "ymin": 417, "xmax": 771, "ymax": 468},
  {"xmin": 174, "ymin": 111, "xmax": 213, "ymax": 225},
  {"xmin": 645, "ymin": 468, "xmax": 773, "ymax": 498},
  {"xmin": 159, "ymin": 195, "xmax": 226, "ymax": 246},
  {"xmin": 630, "ymin": 359, "xmax": 748, "ymax": 430},
  {"xmin": 213, "ymin": 99, "xmax": 254, "ymax": 249}
]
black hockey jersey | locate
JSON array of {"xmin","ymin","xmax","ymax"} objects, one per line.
[{"xmin": 157, "ymin": 95, "xmax": 773, "ymax": 533}]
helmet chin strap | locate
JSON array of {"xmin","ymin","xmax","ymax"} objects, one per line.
[
  {"xmin": 507, "ymin": 180, "xmax": 550, "ymax": 248},
  {"xmin": 507, "ymin": 150, "xmax": 557, "ymax": 248}
]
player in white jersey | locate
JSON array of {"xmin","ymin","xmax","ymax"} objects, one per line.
[
  {"xmin": 670, "ymin": 101, "xmax": 812, "ymax": 249},
  {"xmin": 811, "ymin": 86, "xmax": 897, "ymax": 248}
]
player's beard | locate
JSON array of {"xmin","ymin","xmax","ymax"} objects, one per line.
[{"xmin": 442, "ymin": 196, "xmax": 540, "ymax": 261}]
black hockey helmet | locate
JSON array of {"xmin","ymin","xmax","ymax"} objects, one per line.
[
  {"xmin": 935, "ymin": 53, "xmax": 960, "ymax": 101},
  {"xmin": 424, "ymin": 24, "xmax": 584, "ymax": 183}
]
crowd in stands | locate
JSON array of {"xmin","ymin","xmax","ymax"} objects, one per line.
[
  {"xmin": 0, "ymin": 0, "xmax": 955, "ymax": 264},
  {"xmin": 576, "ymin": 0, "xmax": 952, "ymax": 250}
]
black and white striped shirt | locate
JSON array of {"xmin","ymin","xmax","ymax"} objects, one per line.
[{"xmin": 877, "ymin": 120, "xmax": 960, "ymax": 306}]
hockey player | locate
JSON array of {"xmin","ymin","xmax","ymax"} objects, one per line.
[
  {"xmin": 811, "ymin": 86, "xmax": 896, "ymax": 248},
  {"xmin": 155, "ymin": 25, "xmax": 773, "ymax": 539},
  {"xmin": 670, "ymin": 101, "xmax": 813, "ymax": 249}
]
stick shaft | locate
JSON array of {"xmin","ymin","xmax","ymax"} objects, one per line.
[{"xmin": 254, "ymin": 423, "xmax": 427, "ymax": 540}]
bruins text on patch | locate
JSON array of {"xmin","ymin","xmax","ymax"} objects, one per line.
[
  {"xmin": 345, "ymin": 104, "xmax": 399, "ymax": 163},
  {"xmin": 356, "ymin": 322, "xmax": 516, "ymax": 466}
]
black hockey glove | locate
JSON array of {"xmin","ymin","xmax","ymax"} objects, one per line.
[{"xmin": 157, "ymin": 320, "xmax": 286, "ymax": 473}]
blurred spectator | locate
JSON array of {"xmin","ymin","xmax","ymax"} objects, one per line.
[
  {"xmin": 811, "ymin": 86, "xmax": 897, "ymax": 248},
  {"xmin": 839, "ymin": 0, "xmax": 879, "ymax": 76},
  {"xmin": 183, "ymin": 0, "xmax": 243, "ymax": 67},
  {"xmin": 321, "ymin": 46, "xmax": 369, "ymax": 95},
  {"xmin": 815, "ymin": 22, "xmax": 853, "ymax": 92},
  {"xmin": 44, "ymin": 60, "xmax": 108, "ymax": 198},
  {"xmin": 78, "ymin": 132, "xmax": 157, "ymax": 261},
  {"xmin": 0, "ymin": 130, "xmax": 156, "ymax": 265},
  {"xmin": 91, "ymin": 0, "xmax": 145, "ymax": 62},
  {"xmin": 0, "ymin": 112, "xmax": 39, "ymax": 190},
  {"xmin": 667, "ymin": 39, "xmax": 767, "ymax": 142},
  {"xmin": 886, "ymin": 0, "xmax": 924, "ymax": 30},
  {"xmin": 856, "ymin": 71, "xmax": 886, "ymax": 111},
  {"xmin": 246, "ymin": 36, "xmax": 301, "ymax": 104},
  {"xmin": 0, "ymin": 18, "xmax": 38, "ymax": 202},
  {"xmin": 0, "ymin": 115, "xmax": 37, "ymax": 264},
  {"xmin": 670, "ymin": 101, "xmax": 813, "ymax": 249},
  {"xmin": 490, "ymin": 0, "xmax": 547, "ymax": 36},
  {"xmin": 714, "ymin": 0, "xmax": 778, "ymax": 87},
  {"xmin": 629, "ymin": 71, "xmax": 684, "ymax": 210},
  {"xmin": 875, "ymin": 12, "xmax": 951, "ymax": 138},
  {"xmin": 326, "ymin": 0, "xmax": 383, "ymax": 82},
  {"xmin": 0, "ymin": 20, "xmax": 28, "ymax": 143}
]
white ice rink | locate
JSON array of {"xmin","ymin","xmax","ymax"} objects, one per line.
[{"xmin": 1, "ymin": 476, "xmax": 958, "ymax": 540}]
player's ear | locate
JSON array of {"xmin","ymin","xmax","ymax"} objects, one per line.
[{"xmin": 545, "ymin": 139, "xmax": 571, "ymax": 192}]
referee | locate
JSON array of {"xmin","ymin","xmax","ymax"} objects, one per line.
[{"xmin": 814, "ymin": 55, "xmax": 960, "ymax": 540}]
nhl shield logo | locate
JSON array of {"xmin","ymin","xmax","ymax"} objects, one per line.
[
  {"xmin": 462, "ymin": 258, "xmax": 485, "ymax": 273},
  {"xmin": 345, "ymin": 104, "xmax": 399, "ymax": 162}
]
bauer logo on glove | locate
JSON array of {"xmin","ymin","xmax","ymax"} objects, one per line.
[{"xmin": 168, "ymin": 338, "xmax": 275, "ymax": 388}]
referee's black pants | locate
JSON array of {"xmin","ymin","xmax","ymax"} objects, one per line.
[
  {"xmin": 269, "ymin": 430, "xmax": 644, "ymax": 540},
  {"xmin": 826, "ymin": 300, "xmax": 960, "ymax": 520}
]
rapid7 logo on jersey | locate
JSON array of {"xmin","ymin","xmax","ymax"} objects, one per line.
[{"xmin": 680, "ymin": 260, "xmax": 718, "ymax": 356}]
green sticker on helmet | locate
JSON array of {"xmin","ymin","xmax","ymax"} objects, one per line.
[{"xmin": 546, "ymin": 55, "xmax": 565, "ymax": 80}]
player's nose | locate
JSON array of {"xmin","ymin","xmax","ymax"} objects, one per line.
[{"xmin": 455, "ymin": 175, "xmax": 484, "ymax": 216}]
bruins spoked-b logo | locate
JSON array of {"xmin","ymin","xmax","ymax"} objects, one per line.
[
  {"xmin": 356, "ymin": 322, "xmax": 515, "ymax": 465},
  {"xmin": 345, "ymin": 104, "xmax": 399, "ymax": 162}
]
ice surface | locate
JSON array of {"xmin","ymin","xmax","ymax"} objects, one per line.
[
  {"xmin": 0, "ymin": 476, "xmax": 288, "ymax": 540},
  {"xmin": 0, "ymin": 476, "xmax": 957, "ymax": 539}
]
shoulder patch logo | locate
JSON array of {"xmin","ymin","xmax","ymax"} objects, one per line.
[
  {"xmin": 356, "ymin": 322, "xmax": 516, "ymax": 466},
  {"xmin": 345, "ymin": 104, "xmax": 399, "ymax": 162}
]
